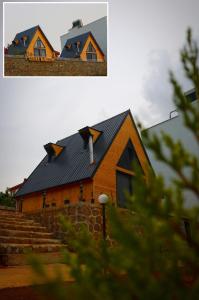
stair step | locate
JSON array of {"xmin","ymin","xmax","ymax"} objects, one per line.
[
  {"xmin": 0, "ymin": 219, "xmax": 40, "ymax": 226},
  {"xmin": 0, "ymin": 236, "xmax": 61, "ymax": 245},
  {"xmin": 0, "ymin": 223, "xmax": 49, "ymax": 232},
  {"xmin": 0, "ymin": 243, "xmax": 64, "ymax": 254},
  {"xmin": 0, "ymin": 252, "xmax": 64, "ymax": 266},
  {"xmin": 0, "ymin": 229, "xmax": 54, "ymax": 239},
  {"xmin": 0, "ymin": 211, "xmax": 66, "ymax": 267},
  {"xmin": 0, "ymin": 211, "xmax": 24, "ymax": 218}
]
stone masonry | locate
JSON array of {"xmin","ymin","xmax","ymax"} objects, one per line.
[
  {"xmin": 25, "ymin": 204, "xmax": 103, "ymax": 241},
  {"xmin": 4, "ymin": 56, "xmax": 107, "ymax": 76}
]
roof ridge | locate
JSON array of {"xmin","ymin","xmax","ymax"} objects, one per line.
[
  {"xmin": 93, "ymin": 109, "xmax": 130, "ymax": 128},
  {"xmin": 16, "ymin": 25, "xmax": 38, "ymax": 36},
  {"xmin": 66, "ymin": 31, "xmax": 91, "ymax": 42},
  {"xmin": 57, "ymin": 110, "xmax": 130, "ymax": 143}
]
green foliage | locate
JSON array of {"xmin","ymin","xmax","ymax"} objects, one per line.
[
  {"xmin": 0, "ymin": 188, "xmax": 15, "ymax": 207},
  {"xmin": 31, "ymin": 29, "xmax": 199, "ymax": 299}
]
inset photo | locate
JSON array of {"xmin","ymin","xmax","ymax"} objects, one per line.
[{"xmin": 3, "ymin": 2, "xmax": 108, "ymax": 77}]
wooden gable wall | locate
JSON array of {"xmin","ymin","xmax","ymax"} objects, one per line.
[
  {"xmin": 93, "ymin": 113, "xmax": 150, "ymax": 204},
  {"xmin": 21, "ymin": 179, "xmax": 93, "ymax": 212},
  {"xmin": 80, "ymin": 35, "xmax": 104, "ymax": 62},
  {"xmin": 26, "ymin": 28, "xmax": 54, "ymax": 59}
]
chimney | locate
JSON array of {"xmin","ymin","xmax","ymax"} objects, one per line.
[
  {"xmin": 73, "ymin": 19, "xmax": 83, "ymax": 28},
  {"xmin": 89, "ymin": 134, "xmax": 94, "ymax": 164},
  {"xmin": 79, "ymin": 127, "xmax": 94, "ymax": 164},
  {"xmin": 70, "ymin": 19, "xmax": 83, "ymax": 31}
]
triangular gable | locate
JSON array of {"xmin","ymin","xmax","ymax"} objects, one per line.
[
  {"xmin": 82, "ymin": 32, "xmax": 104, "ymax": 58},
  {"xmin": 27, "ymin": 25, "xmax": 55, "ymax": 53},
  {"xmin": 117, "ymin": 139, "xmax": 143, "ymax": 172}
]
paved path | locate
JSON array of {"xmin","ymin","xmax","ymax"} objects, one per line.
[{"xmin": 0, "ymin": 264, "xmax": 74, "ymax": 289}]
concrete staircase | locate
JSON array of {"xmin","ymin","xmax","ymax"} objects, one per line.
[{"xmin": 0, "ymin": 210, "xmax": 64, "ymax": 266}]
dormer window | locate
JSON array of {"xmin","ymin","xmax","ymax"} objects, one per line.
[
  {"xmin": 86, "ymin": 42, "xmax": 97, "ymax": 61},
  {"xmin": 44, "ymin": 143, "xmax": 64, "ymax": 163},
  {"xmin": 13, "ymin": 39, "xmax": 19, "ymax": 46},
  {"xmin": 34, "ymin": 38, "xmax": 46, "ymax": 57},
  {"xmin": 21, "ymin": 35, "xmax": 27, "ymax": 47},
  {"xmin": 66, "ymin": 43, "xmax": 72, "ymax": 49}
]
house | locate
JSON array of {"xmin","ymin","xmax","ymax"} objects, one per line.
[
  {"xmin": 7, "ymin": 25, "xmax": 59, "ymax": 61},
  {"xmin": 60, "ymin": 17, "xmax": 107, "ymax": 57},
  {"xmin": 144, "ymin": 89, "xmax": 199, "ymax": 208},
  {"xmin": 60, "ymin": 31, "xmax": 105, "ymax": 62},
  {"xmin": 15, "ymin": 110, "xmax": 151, "ymax": 213}
]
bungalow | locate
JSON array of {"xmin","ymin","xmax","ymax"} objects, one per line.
[
  {"xmin": 7, "ymin": 25, "xmax": 59, "ymax": 60},
  {"xmin": 15, "ymin": 110, "xmax": 151, "ymax": 212},
  {"xmin": 60, "ymin": 31, "xmax": 105, "ymax": 62}
]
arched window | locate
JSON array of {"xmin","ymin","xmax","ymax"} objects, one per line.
[
  {"xmin": 86, "ymin": 42, "xmax": 97, "ymax": 61},
  {"xmin": 34, "ymin": 38, "xmax": 46, "ymax": 57}
]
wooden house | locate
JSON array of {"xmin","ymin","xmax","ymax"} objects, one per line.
[
  {"xmin": 15, "ymin": 110, "xmax": 151, "ymax": 212},
  {"xmin": 60, "ymin": 31, "xmax": 105, "ymax": 62},
  {"xmin": 7, "ymin": 25, "xmax": 59, "ymax": 60}
]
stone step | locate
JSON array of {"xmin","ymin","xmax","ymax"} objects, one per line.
[
  {"xmin": 0, "ymin": 251, "xmax": 65, "ymax": 266},
  {"xmin": 0, "ymin": 218, "xmax": 41, "ymax": 226},
  {"xmin": 0, "ymin": 223, "xmax": 49, "ymax": 232},
  {"xmin": 0, "ymin": 228, "xmax": 54, "ymax": 239},
  {"xmin": 0, "ymin": 236, "xmax": 61, "ymax": 245},
  {"xmin": 0, "ymin": 243, "xmax": 64, "ymax": 255},
  {"xmin": 0, "ymin": 211, "xmax": 23, "ymax": 218}
]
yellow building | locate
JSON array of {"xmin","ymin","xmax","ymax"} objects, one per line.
[
  {"xmin": 15, "ymin": 110, "xmax": 151, "ymax": 212},
  {"xmin": 7, "ymin": 25, "xmax": 59, "ymax": 61},
  {"xmin": 60, "ymin": 31, "xmax": 105, "ymax": 62}
]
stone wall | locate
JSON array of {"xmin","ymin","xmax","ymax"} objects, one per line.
[
  {"xmin": 25, "ymin": 204, "xmax": 103, "ymax": 240},
  {"xmin": 4, "ymin": 56, "xmax": 107, "ymax": 76}
]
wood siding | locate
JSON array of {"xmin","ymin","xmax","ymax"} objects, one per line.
[
  {"xmin": 80, "ymin": 35, "xmax": 104, "ymax": 62},
  {"xmin": 21, "ymin": 179, "xmax": 93, "ymax": 212},
  {"xmin": 26, "ymin": 28, "xmax": 55, "ymax": 59},
  {"xmin": 93, "ymin": 114, "xmax": 150, "ymax": 203}
]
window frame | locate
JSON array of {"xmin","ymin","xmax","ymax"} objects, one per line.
[
  {"xmin": 86, "ymin": 42, "xmax": 97, "ymax": 61},
  {"xmin": 34, "ymin": 38, "xmax": 46, "ymax": 57}
]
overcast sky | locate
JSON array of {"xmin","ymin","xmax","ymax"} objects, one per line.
[
  {"xmin": 4, "ymin": 2, "xmax": 107, "ymax": 51},
  {"xmin": 0, "ymin": 0, "xmax": 199, "ymax": 191}
]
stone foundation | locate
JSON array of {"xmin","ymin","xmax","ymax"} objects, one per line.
[
  {"xmin": 4, "ymin": 56, "xmax": 107, "ymax": 76},
  {"xmin": 25, "ymin": 204, "xmax": 103, "ymax": 240}
]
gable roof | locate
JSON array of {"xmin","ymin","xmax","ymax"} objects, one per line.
[
  {"xmin": 60, "ymin": 31, "xmax": 104, "ymax": 59},
  {"xmin": 7, "ymin": 25, "xmax": 55, "ymax": 55},
  {"xmin": 16, "ymin": 111, "xmax": 132, "ymax": 197}
]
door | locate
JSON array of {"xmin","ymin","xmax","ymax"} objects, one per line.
[{"xmin": 116, "ymin": 171, "xmax": 133, "ymax": 208}]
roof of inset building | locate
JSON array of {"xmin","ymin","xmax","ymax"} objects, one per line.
[
  {"xmin": 60, "ymin": 31, "xmax": 104, "ymax": 59},
  {"xmin": 7, "ymin": 25, "xmax": 55, "ymax": 55}
]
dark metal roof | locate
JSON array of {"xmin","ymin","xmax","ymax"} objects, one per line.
[
  {"xmin": 60, "ymin": 31, "xmax": 91, "ymax": 58},
  {"xmin": 7, "ymin": 25, "xmax": 55, "ymax": 56},
  {"xmin": 60, "ymin": 31, "xmax": 104, "ymax": 59},
  {"xmin": 7, "ymin": 25, "xmax": 38, "ymax": 55},
  {"xmin": 16, "ymin": 110, "xmax": 130, "ymax": 197}
]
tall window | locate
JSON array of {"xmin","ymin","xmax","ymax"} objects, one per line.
[
  {"xmin": 34, "ymin": 38, "xmax": 46, "ymax": 57},
  {"xmin": 86, "ymin": 42, "xmax": 97, "ymax": 61}
]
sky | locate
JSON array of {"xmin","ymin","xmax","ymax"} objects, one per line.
[
  {"xmin": 0, "ymin": 0, "xmax": 199, "ymax": 191},
  {"xmin": 4, "ymin": 2, "xmax": 107, "ymax": 51}
]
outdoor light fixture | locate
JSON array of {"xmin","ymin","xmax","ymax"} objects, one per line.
[{"xmin": 98, "ymin": 194, "xmax": 109, "ymax": 240}]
